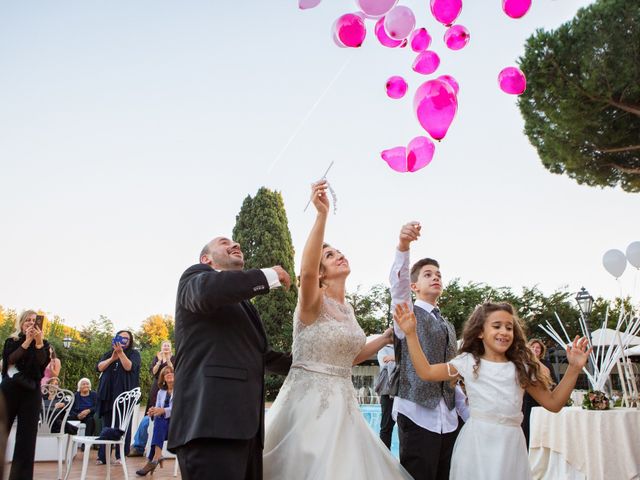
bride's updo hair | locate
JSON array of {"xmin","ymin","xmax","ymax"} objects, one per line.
[{"xmin": 319, "ymin": 243, "xmax": 331, "ymax": 287}]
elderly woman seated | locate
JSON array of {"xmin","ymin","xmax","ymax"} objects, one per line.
[
  {"xmin": 136, "ymin": 365, "xmax": 174, "ymax": 477},
  {"xmin": 68, "ymin": 377, "xmax": 98, "ymax": 436}
]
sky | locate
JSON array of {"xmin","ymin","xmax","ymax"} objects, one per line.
[{"xmin": 1, "ymin": 0, "xmax": 638, "ymax": 332}]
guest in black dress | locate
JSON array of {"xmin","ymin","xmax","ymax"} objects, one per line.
[
  {"xmin": 1, "ymin": 310, "xmax": 50, "ymax": 480},
  {"xmin": 522, "ymin": 338, "xmax": 558, "ymax": 448},
  {"xmin": 96, "ymin": 330, "xmax": 141, "ymax": 464}
]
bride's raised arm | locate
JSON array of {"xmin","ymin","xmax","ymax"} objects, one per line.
[{"xmin": 298, "ymin": 180, "xmax": 330, "ymax": 325}]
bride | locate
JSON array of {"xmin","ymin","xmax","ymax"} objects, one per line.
[{"xmin": 264, "ymin": 180, "xmax": 412, "ymax": 479}]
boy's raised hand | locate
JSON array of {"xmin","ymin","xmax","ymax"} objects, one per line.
[
  {"xmin": 566, "ymin": 336, "xmax": 592, "ymax": 370},
  {"xmin": 398, "ymin": 222, "xmax": 421, "ymax": 252},
  {"xmin": 394, "ymin": 303, "xmax": 417, "ymax": 336}
]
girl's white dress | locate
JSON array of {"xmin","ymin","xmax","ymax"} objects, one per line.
[
  {"xmin": 264, "ymin": 296, "xmax": 412, "ymax": 480},
  {"xmin": 448, "ymin": 352, "xmax": 533, "ymax": 480}
]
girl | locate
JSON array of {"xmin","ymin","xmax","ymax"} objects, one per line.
[
  {"xmin": 41, "ymin": 345, "xmax": 61, "ymax": 386},
  {"xmin": 394, "ymin": 301, "xmax": 590, "ymax": 480}
]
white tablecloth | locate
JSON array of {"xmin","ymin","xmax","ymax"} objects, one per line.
[{"xmin": 529, "ymin": 406, "xmax": 640, "ymax": 480}]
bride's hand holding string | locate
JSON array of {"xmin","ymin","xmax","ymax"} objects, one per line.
[{"xmin": 311, "ymin": 180, "xmax": 330, "ymax": 216}]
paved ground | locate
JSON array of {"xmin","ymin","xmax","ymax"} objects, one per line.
[{"xmin": 7, "ymin": 449, "xmax": 181, "ymax": 479}]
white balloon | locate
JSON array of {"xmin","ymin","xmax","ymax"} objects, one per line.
[
  {"xmin": 603, "ymin": 249, "xmax": 627, "ymax": 278},
  {"xmin": 626, "ymin": 241, "xmax": 640, "ymax": 269}
]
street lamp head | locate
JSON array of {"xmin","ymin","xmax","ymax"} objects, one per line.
[
  {"xmin": 575, "ymin": 287, "xmax": 594, "ymax": 318},
  {"xmin": 63, "ymin": 336, "xmax": 73, "ymax": 349}
]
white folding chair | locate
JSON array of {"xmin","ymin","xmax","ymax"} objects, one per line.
[
  {"xmin": 39, "ymin": 383, "xmax": 75, "ymax": 480},
  {"xmin": 65, "ymin": 387, "xmax": 141, "ymax": 480}
]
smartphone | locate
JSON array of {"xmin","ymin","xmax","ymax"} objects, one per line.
[{"xmin": 35, "ymin": 315, "xmax": 44, "ymax": 330}]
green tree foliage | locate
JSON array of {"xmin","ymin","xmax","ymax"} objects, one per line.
[
  {"xmin": 518, "ymin": 0, "xmax": 640, "ymax": 192},
  {"xmin": 233, "ymin": 187, "xmax": 298, "ymax": 399},
  {"xmin": 347, "ymin": 284, "xmax": 392, "ymax": 335},
  {"xmin": 54, "ymin": 315, "xmax": 114, "ymax": 392},
  {"xmin": 0, "ymin": 306, "xmax": 17, "ymax": 340}
]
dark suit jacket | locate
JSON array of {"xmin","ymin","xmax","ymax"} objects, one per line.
[{"xmin": 167, "ymin": 264, "xmax": 291, "ymax": 451}]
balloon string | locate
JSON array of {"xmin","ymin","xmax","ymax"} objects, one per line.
[{"xmin": 267, "ymin": 52, "xmax": 355, "ymax": 174}]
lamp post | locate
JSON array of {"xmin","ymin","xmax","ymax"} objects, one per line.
[
  {"xmin": 63, "ymin": 336, "xmax": 74, "ymax": 349},
  {"xmin": 575, "ymin": 287, "xmax": 595, "ymax": 332}
]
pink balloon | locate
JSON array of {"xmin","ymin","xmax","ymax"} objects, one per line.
[
  {"xmin": 381, "ymin": 146, "xmax": 407, "ymax": 172},
  {"xmin": 333, "ymin": 13, "xmax": 367, "ymax": 48},
  {"xmin": 498, "ymin": 67, "xmax": 527, "ymax": 95},
  {"xmin": 407, "ymin": 136, "xmax": 435, "ymax": 171},
  {"xmin": 430, "ymin": 0, "xmax": 462, "ymax": 26},
  {"xmin": 414, "ymin": 79, "xmax": 458, "ymax": 140},
  {"xmin": 299, "ymin": 0, "xmax": 321, "ymax": 9},
  {"xmin": 444, "ymin": 25, "xmax": 470, "ymax": 50},
  {"xmin": 436, "ymin": 75, "xmax": 459, "ymax": 95},
  {"xmin": 502, "ymin": 0, "xmax": 532, "ymax": 19},
  {"xmin": 356, "ymin": 0, "xmax": 398, "ymax": 18},
  {"xmin": 374, "ymin": 17, "xmax": 403, "ymax": 47},
  {"xmin": 412, "ymin": 50, "xmax": 440, "ymax": 75},
  {"xmin": 381, "ymin": 138, "xmax": 435, "ymax": 172},
  {"xmin": 383, "ymin": 6, "xmax": 416, "ymax": 40},
  {"xmin": 332, "ymin": 30, "xmax": 348, "ymax": 48},
  {"xmin": 410, "ymin": 28, "xmax": 432, "ymax": 52},
  {"xmin": 386, "ymin": 76, "xmax": 408, "ymax": 99}
]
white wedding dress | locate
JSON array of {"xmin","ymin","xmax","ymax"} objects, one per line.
[{"xmin": 264, "ymin": 295, "xmax": 412, "ymax": 480}]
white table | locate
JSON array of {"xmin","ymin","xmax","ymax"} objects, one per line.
[{"xmin": 529, "ymin": 406, "xmax": 640, "ymax": 480}]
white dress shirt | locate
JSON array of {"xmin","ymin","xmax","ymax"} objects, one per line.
[
  {"xmin": 389, "ymin": 248, "xmax": 467, "ymax": 433},
  {"xmin": 261, "ymin": 268, "xmax": 282, "ymax": 289}
]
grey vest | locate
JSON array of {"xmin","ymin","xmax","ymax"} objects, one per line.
[{"xmin": 398, "ymin": 305, "xmax": 457, "ymax": 409}]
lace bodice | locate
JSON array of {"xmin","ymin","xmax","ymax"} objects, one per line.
[{"xmin": 291, "ymin": 295, "xmax": 367, "ymax": 376}]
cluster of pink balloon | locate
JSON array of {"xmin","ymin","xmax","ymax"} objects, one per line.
[{"xmin": 299, "ymin": 0, "xmax": 531, "ymax": 173}]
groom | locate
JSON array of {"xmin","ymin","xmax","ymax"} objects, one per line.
[
  {"xmin": 390, "ymin": 222, "xmax": 464, "ymax": 480},
  {"xmin": 168, "ymin": 236, "xmax": 293, "ymax": 480}
]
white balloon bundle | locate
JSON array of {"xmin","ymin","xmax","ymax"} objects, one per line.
[{"xmin": 602, "ymin": 241, "xmax": 640, "ymax": 279}]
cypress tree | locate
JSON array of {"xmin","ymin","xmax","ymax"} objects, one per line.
[{"xmin": 233, "ymin": 187, "xmax": 297, "ymax": 399}]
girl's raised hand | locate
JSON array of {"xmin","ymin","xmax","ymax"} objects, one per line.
[
  {"xmin": 394, "ymin": 303, "xmax": 417, "ymax": 336},
  {"xmin": 311, "ymin": 180, "xmax": 330, "ymax": 215},
  {"xmin": 566, "ymin": 336, "xmax": 592, "ymax": 369}
]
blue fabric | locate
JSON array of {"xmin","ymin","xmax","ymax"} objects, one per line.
[
  {"xmin": 70, "ymin": 391, "xmax": 97, "ymax": 418},
  {"xmin": 132, "ymin": 415, "xmax": 150, "ymax": 450},
  {"xmin": 147, "ymin": 416, "xmax": 170, "ymax": 461}
]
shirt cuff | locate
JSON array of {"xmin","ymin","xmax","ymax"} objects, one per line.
[
  {"xmin": 395, "ymin": 248, "xmax": 410, "ymax": 262},
  {"xmin": 261, "ymin": 268, "xmax": 281, "ymax": 289}
]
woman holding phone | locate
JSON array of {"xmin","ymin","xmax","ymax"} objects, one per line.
[
  {"xmin": 1, "ymin": 310, "xmax": 50, "ymax": 480},
  {"xmin": 95, "ymin": 330, "xmax": 141, "ymax": 465}
]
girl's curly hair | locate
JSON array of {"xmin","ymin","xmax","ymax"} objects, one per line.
[{"xmin": 458, "ymin": 302, "xmax": 551, "ymax": 389}]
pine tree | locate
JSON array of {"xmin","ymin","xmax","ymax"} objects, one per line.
[
  {"xmin": 233, "ymin": 187, "xmax": 297, "ymax": 399},
  {"xmin": 518, "ymin": 0, "xmax": 640, "ymax": 192}
]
